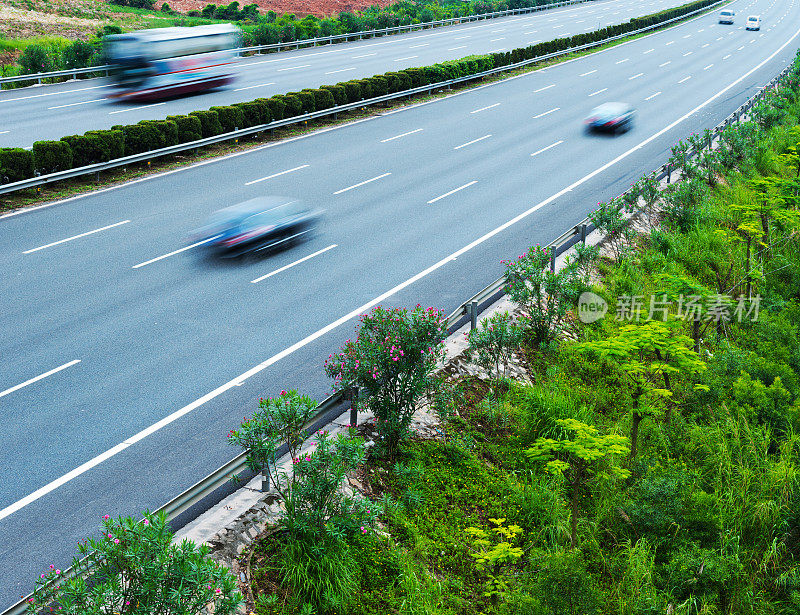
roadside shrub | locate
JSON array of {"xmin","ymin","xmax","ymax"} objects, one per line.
[
  {"xmin": 29, "ymin": 510, "xmax": 242, "ymax": 615},
  {"xmin": 279, "ymin": 94, "xmax": 303, "ymax": 117},
  {"xmin": 60, "ymin": 134, "xmax": 104, "ymax": 167},
  {"xmin": 288, "ymin": 90, "xmax": 315, "ymax": 113},
  {"xmin": 85, "ymin": 129, "xmax": 124, "ymax": 160},
  {"xmin": 189, "ymin": 110, "xmax": 223, "ymax": 137},
  {"xmin": 233, "ymin": 101, "xmax": 262, "ymax": 127},
  {"xmin": 122, "ymin": 122, "xmax": 162, "ymax": 155},
  {"xmin": 340, "ymin": 80, "xmax": 362, "ymax": 102},
  {"xmin": 264, "ymin": 96, "xmax": 285, "ymax": 121},
  {"xmin": 250, "ymin": 98, "xmax": 273, "ymax": 124},
  {"xmin": 305, "ymin": 87, "xmax": 335, "ymax": 110},
  {"xmin": 18, "ymin": 44, "xmax": 56, "ymax": 75},
  {"xmin": 357, "ymin": 78, "xmax": 374, "ymax": 99},
  {"xmin": 210, "ymin": 105, "xmax": 244, "ymax": 132},
  {"xmin": 32, "ymin": 140, "xmax": 73, "ymax": 174},
  {"xmin": 62, "ymin": 40, "xmax": 97, "ymax": 69},
  {"xmin": 0, "ymin": 148, "xmax": 35, "ymax": 182},
  {"xmin": 382, "ymin": 72, "xmax": 400, "ymax": 93},
  {"xmin": 368, "ymin": 76, "xmax": 389, "ymax": 96},
  {"xmin": 166, "ymin": 114, "xmax": 202, "ymax": 143},
  {"xmin": 321, "ymin": 84, "xmax": 347, "ymax": 106},
  {"xmin": 467, "ymin": 311, "xmax": 524, "ymax": 379}
]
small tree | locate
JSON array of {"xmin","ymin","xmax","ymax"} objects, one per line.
[
  {"xmin": 576, "ymin": 321, "xmax": 707, "ymax": 459},
  {"xmin": 464, "ymin": 518, "xmax": 524, "ymax": 606},
  {"xmin": 527, "ymin": 419, "xmax": 630, "ymax": 549},
  {"xmin": 588, "ymin": 200, "xmax": 633, "ymax": 260},
  {"xmin": 28, "ymin": 511, "xmax": 241, "ymax": 615},
  {"xmin": 324, "ymin": 305, "xmax": 447, "ymax": 459},
  {"xmin": 466, "ymin": 311, "xmax": 523, "ymax": 380},
  {"xmin": 503, "ymin": 245, "xmax": 583, "ymax": 348}
]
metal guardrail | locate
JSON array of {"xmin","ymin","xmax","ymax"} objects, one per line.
[
  {"xmin": 0, "ymin": 0, "xmax": 728, "ymax": 196},
  {"xmin": 0, "ymin": 0, "xmax": 594, "ymax": 87}
]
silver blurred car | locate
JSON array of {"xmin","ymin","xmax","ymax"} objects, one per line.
[
  {"xmin": 192, "ymin": 197, "xmax": 322, "ymax": 257},
  {"xmin": 585, "ymin": 102, "xmax": 635, "ymax": 135}
]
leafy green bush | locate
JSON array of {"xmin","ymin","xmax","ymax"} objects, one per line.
[
  {"xmin": 320, "ymin": 84, "xmax": 347, "ymax": 106},
  {"xmin": 264, "ymin": 96, "xmax": 285, "ymax": 121},
  {"xmin": 467, "ymin": 311, "xmax": 524, "ymax": 379},
  {"xmin": 189, "ymin": 110, "xmax": 223, "ymax": 137},
  {"xmin": 166, "ymin": 114, "xmax": 202, "ymax": 143},
  {"xmin": 32, "ymin": 140, "xmax": 73, "ymax": 174},
  {"xmin": 210, "ymin": 105, "xmax": 244, "ymax": 132},
  {"xmin": 0, "ymin": 147, "xmax": 35, "ymax": 182},
  {"xmin": 288, "ymin": 90, "xmax": 315, "ymax": 113},
  {"xmin": 29, "ymin": 510, "xmax": 241, "ymax": 615}
]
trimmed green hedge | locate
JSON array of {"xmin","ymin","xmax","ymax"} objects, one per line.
[{"xmin": 6, "ymin": 0, "xmax": 717, "ymax": 186}]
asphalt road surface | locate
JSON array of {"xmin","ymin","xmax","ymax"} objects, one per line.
[
  {"xmin": 3, "ymin": 0, "xmax": 703, "ymax": 147},
  {"xmin": 1, "ymin": 0, "xmax": 798, "ymax": 607}
]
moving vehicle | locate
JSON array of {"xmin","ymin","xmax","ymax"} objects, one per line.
[
  {"xmin": 584, "ymin": 102, "xmax": 635, "ymax": 135},
  {"xmin": 745, "ymin": 15, "xmax": 761, "ymax": 30},
  {"xmin": 192, "ymin": 197, "xmax": 322, "ymax": 257},
  {"xmin": 718, "ymin": 9, "xmax": 735, "ymax": 24},
  {"xmin": 104, "ymin": 24, "xmax": 240, "ymax": 101}
]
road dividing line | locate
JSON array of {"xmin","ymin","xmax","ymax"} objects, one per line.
[
  {"xmin": 659, "ymin": 61, "xmax": 671, "ymax": 67},
  {"xmin": 683, "ymin": 51, "xmax": 693, "ymax": 56},
  {"xmin": 723, "ymin": 54, "xmax": 731, "ymax": 60},
  {"xmin": 277, "ymin": 64, "xmax": 311, "ymax": 72},
  {"xmin": 579, "ymin": 69, "xmax": 597, "ymax": 76},
  {"xmin": 132, "ymin": 237, "xmax": 219, "ymax": 269},
  {"xmin": 381, "ymin": 128, "xmax": 423, "ymax": 143},
  {"xmin": 704, "ymin": 64, "xmax": 714, "ymax": 70},
  {"xmin": 531, "ymin": 140, "xmax": 563, "ymax": 157},
  {"xmin": 454, "ymin": 134, "xmax": 492, "ymax": 150},
  {"xmin": 615, "ymin": 58, "xmax": 630, "ymax": 64},
  {"xmin": 352, "ymin": 52, "xmax": 377, "ymax": 58},
  {"xmin": 334, "ymin": 172, "xmax": 391, "ymax": 194},
  {"xmin": 23, "ymin": 220, "xmax": 130, "ymax": 254},
  {"xmin": 454, "ymin": 35, "xmax": 471, "ymax": 40},
  {"xmin": 534, "ymin": 84, "xmax": 555, "ymax": 92},
  {"xmin": 629, "ymin": 73, "xmax": 644, "ymax": 80},
  {"xmin": 47, "ymin": 98, "xmax": 105, "ymax": 110},
  {"xmin": 109, "ymin": 102, "xmax": 165, "ymax": 115},
  {"xmin": 643, "ymin": 48, "xmax": 655, "ymax": 54},
  {"xmin": 245, "ymin": 164, "xmax": 310, "ymax": 185},
  {"xmin": 645, "ymin": 91, "xmax": 662, "ymax": 100},
  {"xmin": 409, "ymin": 43, "xmax": 429, "ymax": 48},
  {"xmin": 427, "ymin": 181, "xmax": 477, "ymax": 204},
  {"xmin": 533, "ymin": 107, "xmax": 560, "ymax": 119},
  {"xmin": 666, "ymin": 40, "xmax": 675, "ymax": 45},
  {"xmin": 393, "ymin": 56, "xmax": 418, "ymax": 62},
  {"xmin": 251, "ymin": 244, "xmax": 337, "ymax": 284},
  {"xmin": 448, "ymin": 46, "xmax": 467, "ymax": 51},
  {"xmin": 234, "ymin": 82, "xmax": 276, "ymax": 91},
  {"xmin": 678, "ymin": 76, "xmax": 692, "ymax": 83},
  {"xmin": 490, "ymin": 37, "xmax": 506, "ymax": 42},
  {"xmin": 324, "ymin": 67, "xmax": 355, "ymax": 75},
  {"xmin": 0, "ymin": 84, "xmax": 109, "ymax": 104},
  {"xmin": 0, "ymin": 130, "xmax": 9, "ymax": 135},
  {"xmin": 470, "ymin": 102, "xmax": 501, "ymax": 114},
  {"xmin": 702, "ymin": 43, "xmax": 710, "ymax": 48},
  {"xmin": 589, "ymin": 88, "xmax": 608, "ymax": 97},
  {"xmin": 0, "ymin": 360, "xmax": 80, "ymax": 400}
]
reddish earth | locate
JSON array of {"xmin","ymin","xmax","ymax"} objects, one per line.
[{"xmin": 168, "ymin": 0, "xmax": 397, "ymax": 18}]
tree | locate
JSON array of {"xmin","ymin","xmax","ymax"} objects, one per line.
[
  {"xmin": 576, "ymin": 321, "xmax": 707, "ymax": 460},
  {"xmin": 324, "ymin": 305, "xmax": 447, "ymax": 459},
  {"xmin": 588, "ymin": 200, "xmax": 633, "ymax": 260},
  {"xmin": 527, "ymin": 419, "xmax": 630, "ymax": 548},
  {"xmin": 503, "ymin": 245, "xmax": 583, "ymax": 348},
  {"xmin": 28, "ymin": 511, "xmax": 241, "ymax": 615},
  {"xmin": 466, "ymin": 311, "xmax": 523, "ymax": 380}
]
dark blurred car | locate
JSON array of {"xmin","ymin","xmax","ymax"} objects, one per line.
[
  {"xmin": 585, "ymin": 102, "xmax": 635, "ymax": 135},
  {"xmin": 192, "ymin": 197, "xmax": 321, "ymax": 257}
]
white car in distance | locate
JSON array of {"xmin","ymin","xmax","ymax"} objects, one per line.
[{"xmin": 746, "ymin": 15, "xmax": 761, "ymax": 30}]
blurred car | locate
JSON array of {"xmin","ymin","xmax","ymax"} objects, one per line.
[
  {"xmin": 584, "ymin": 102, "xmax": 635, "ymax": 135},
  {"xmin": 745, "ymin": 15, "xmax": 761, "ymax": 30},
  {"xmin": 191, "ymin": 197, "xmax": 322, "ymax": 257},
  {"xmin": 718, "ymin": 9, "xmax": 735, "ymax": 24}
]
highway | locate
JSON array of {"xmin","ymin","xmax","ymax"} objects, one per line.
[
  {"xmin": 1, "ymin": 0, "xmax": 798, "ymax": 606},
  {"xmin": 3, "ymin": 0, "xmax": 702, "ymax": 147}
]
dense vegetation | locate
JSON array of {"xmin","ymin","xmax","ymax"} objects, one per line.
[{"xmin": 235, "ymin": 51, "xmax": 800, "ymax": 614}]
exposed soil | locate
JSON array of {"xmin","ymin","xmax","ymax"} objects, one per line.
[{"xmin": 167, "ymin": 0, "xmax": 396, "ymax": 18}]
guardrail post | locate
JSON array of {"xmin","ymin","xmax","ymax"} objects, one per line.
[
  {"xmin": 549, "ymin": 246, "xmax": 556, "ymax": 272},
  {"xmin": 469, "ymin": 300, "xmax": 478, "ymax": 330},
  {"xmin": 580, "ymin": 224, "xmax": 587, "ymax": 245},
  {"xmin": 261, "ymin": 466, "xmax": 270, "ymax": 492},
  {"xmin": 666, "ymin": 163, "xmax": 671, "ymax": 184}
]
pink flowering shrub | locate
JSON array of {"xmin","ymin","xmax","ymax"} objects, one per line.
[
  {"xmin": 324, "ymin": 305, "xmax": 448, "ymax": 459},
  {"xmin": 28, "ymin": 511, "xmax": 240, "ymax": 615}
]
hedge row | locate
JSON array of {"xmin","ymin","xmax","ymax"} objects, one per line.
[{"xmin": 0, "ymin": 0, "xmax": 720, "ymax": 184}]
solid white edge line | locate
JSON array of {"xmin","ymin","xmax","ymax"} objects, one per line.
[
  {"xmin": 333, "ymin": 172, "xmax": 391, "ymax": 194},
  {"xmin": 427, "ymin": 180, "xmax": 477, "ymax": 204},
  {"xmin": 0, "ymin": 360, "xmax": 81, "ymax": 400},
  {"xmin": 454, "ymin": 134, "xmax": 492, "ymax": 149},
  {"xmin": 380, "ymin": 128, "xmax": 423, "ymax": 143},
  {"xmin": 250, "ymin": 244, "xmax": 337, "ymax": 283},
  {"xmin": 132, "ymin": 236, "xmax": 219, "ymax": 269},
  {"xmin": 531, "ymin": 140, "xmax": 564, "ymax": 157},
  {"xmin": 245, "ymin": 164, "xmax": 310, "ymax": 185},
  {"xmin": 23, "ymin": 220, "xmax": 130, "ymax": 254}
]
